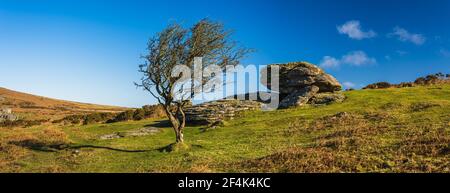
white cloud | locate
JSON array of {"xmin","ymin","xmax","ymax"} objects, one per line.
[
  {"xmin": 440, "ymin": 48, "xmax": 450, "ymax": 57},
  {"xmin": 389, "ymin": 27, "xmax": 426, "ymax": 45},
  {"xmin": 320, "ymin": 51, "xmax": 376, "ymax": 69},
  {"xmin": 341, "ymin": 51, "xmax": 377, "ymax": 66},
  {"xmin": 342, "ymin": 82, "xmax": 356, "ymax": 88},
  {"xmin": 319, "ymin": 56, "xmax": 341, "ymax": 68},
  {"xmin": 337, "ymin": 20, "xmax": 376, "ymax": 40},
  {"xmin": 396, "ymin": 50, "xmax": 408, "ymax": 56}
]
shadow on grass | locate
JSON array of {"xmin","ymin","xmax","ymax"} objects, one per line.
[
  {"xmin": 9, "ymin": 140, "xmax": 156, "ymax": 153},
  {"xmin": 9, "ymin": 139, "xmax": 205, "ymax": 154},
  {"xmin": 9, "ymin": 139, "xmax": 65, "ymax": 152},
  {"xmin": 145, "ymin": 119, "xmax": 210, "ymax": 129},
  {"xmin": 68, "ymin": 145, "xmax": 154, "ymax": 153},
  {"xmin": 145, "ymin": 120, "xmax": 172, "ymax": 128}
]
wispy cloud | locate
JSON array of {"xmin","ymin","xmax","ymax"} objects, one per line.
[
  {"xmin": 337, "ymin": 20, "xmax": 376, "ymax": 40},
  {"xmin": 341, "ymin": 51, "xmax": 377, "ymax": 66},
  {"xmin": 396, "ymin": 50, "xmax": 408, "ymax": 56},
  {"xmin": 320, "ymin": 51, "xmax": 376, "ymax": 68},
  {"xmin": 342, "ymin": 82, "xmax": 356, "ymax": 89},
  {"xmin": 440, "ymin": 48, "xmax": 450, "ymax": 57},
  {"xmin": 389, "ymin": 27, "xmax": 426, "ymax": 45},
  {"xmin": 319, "ymin": 56, "xmax": 340, "ymax": 68}
]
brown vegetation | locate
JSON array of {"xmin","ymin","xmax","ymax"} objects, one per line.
[
  {"xmin": 0, "ymin": 127, "xmax": 71, "ymax": 172},
  {"xmin": 0, "ymin": 87, "xmax": 128, "ymax": 122},
  {"xmin": 363, "ymin": 73, "xmax": 450, "ymax": 90},
  {"xmin": 232, "ymin": 111, "xmax": 449, "ymax": 173},
  {"xmin": 52, "ymin": 104, "xmax": 166, "ymax": 125}
]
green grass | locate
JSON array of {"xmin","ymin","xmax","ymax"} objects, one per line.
[{"xmin": 1, "ymin": 84, "xmax": 449, "ymax": 172}]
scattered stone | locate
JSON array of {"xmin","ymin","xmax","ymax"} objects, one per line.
[
  {"xmin": 99, "ymin": 133, "xmax": 122, "ymax": 140},
  {"xmin": 184, "ymin": 100, "xmax": 262, "ymax": 124},
  {"xmin": 1, "ymin": 108, "xmax": 12, "ymax": 114},
  {"xmin": 99, "ymin": 127, "xmax": 161, "ymax": 140},
  {"xmin": 71, "ymin": 149, "xmax": 81, "ymax": 157},
  {"xmin": 0, "ymin": 108, "xmax": 18, "ymax": 122},
  {"xmin": 118, "ymin": 127, "xmax": 160, "ymax": 137}
]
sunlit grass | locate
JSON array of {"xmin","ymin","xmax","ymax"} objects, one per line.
[{"xmin": 0, "ymin": 84, "xmax": 449, "ymax": 172}]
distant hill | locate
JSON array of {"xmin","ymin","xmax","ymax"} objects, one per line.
[{"xmin": 0, "ymin": 87, "xmax": 128, "ymax": 120}]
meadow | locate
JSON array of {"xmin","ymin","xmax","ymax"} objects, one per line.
[{"xmin": 0, "ymin": 84, "xmax": 449, "ymax": 173}]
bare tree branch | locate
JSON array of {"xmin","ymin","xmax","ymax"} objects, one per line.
[{"xmin": 136, "ymin": 19, "xmax": 252, "ymax": 144}]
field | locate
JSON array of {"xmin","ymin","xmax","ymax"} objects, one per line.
[{"xmin": 0, "ymin": 84, "xmax": 449, "ymax": 173}]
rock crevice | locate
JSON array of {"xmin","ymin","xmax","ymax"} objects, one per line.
[
  {"xmin": 184, "ymin": 100, "xmax": 262, "ymax": 124},
  {"xmin": 261, "ymin": 61, "xmax": 344, "ymax": 108}
]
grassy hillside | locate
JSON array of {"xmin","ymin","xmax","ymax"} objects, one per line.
[
  {"xmin": 0, "ymin": 87, "xmax": 128, "ymax": 120},
  {"xmin": 0, "ymin": 84, "xmax": 449, "ymax": 172}
]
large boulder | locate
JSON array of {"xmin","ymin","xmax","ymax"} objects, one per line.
[
  {"xmin": 261, "ymin": 62, "xmax": 342, "ymax": 95},
  {"xmin": 261, "ymin": 62, "xmax": 343, "ymax": 108},
  {"xmin": 279, "ymin": 86, "xmax": 319, "ymax": 108}
]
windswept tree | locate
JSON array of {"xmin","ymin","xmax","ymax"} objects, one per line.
[{"xmin": 136, "ymin": 19, "xmax": 252, "ymax": 144}]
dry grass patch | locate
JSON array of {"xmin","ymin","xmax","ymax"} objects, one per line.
[
  {"xmin": 231, "ymin": 110, "xmax": 449, "ymax": 173},
  {"xmin": 8, "ymin": 128, "xmax": 70, "ymax": 151},
  {"xmin": 409, "ymin": 102, "xmax": 441, "ymax": 112},
  {"xmin": 396, "ymin": 126, "xmax": 449, "ymax": 157},
  {"xmin": 0, "ymin": 127, "xmax": 72, "ymax": 172}
]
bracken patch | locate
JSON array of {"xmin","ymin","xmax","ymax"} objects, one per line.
[
  {"xmin": 395, "ymin": 126, "xmax": 449, "ymax": 156},
  {"xmin": 409, "ymin": 102, "xmax": 441, "ymax": 112}
]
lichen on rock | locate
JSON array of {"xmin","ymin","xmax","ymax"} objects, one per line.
[
  {"xmin": 261, "ymin": 61, "xmax": 344, "ymax": 108},
  {"xmin": 184, "ymin": 100, "xmax": 262, "ymax": 124}
]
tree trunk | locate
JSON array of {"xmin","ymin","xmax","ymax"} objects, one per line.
[
  {"xmin": 175, "ymin": 129, "xmax": 184, "ymax": 143},
  {"xmin": 164, "ymin": 106, "xmax": 181, "ymax": 143},
  {"xmin": 164, "ymin": 105, "xmax": 186, "ymax": 144},
  {"xmin": 176, "ymin": 106, "xmax": 186, "ymax": 143}
]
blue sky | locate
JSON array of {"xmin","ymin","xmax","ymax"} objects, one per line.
[{"xmin": 0, "ymin": 0, "xmax": 449, "ymax": 107}]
